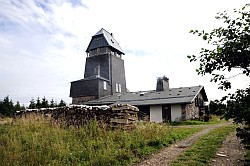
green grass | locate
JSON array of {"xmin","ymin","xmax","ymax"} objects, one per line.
[
  {"xmin": 171, "ymin": 125, "xmax": 236, "ymax": 166},
  {"xmin": 0, "ymin": 116, "xmax": 202, "ymax": 166},
  {"xmin": 170, "ymin": 115, "xmax": 226, "ymax": 126}
]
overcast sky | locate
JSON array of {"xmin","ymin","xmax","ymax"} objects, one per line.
[{"xmin": 1, "ymin": 0, "xmax": 250, "ymax": 105}]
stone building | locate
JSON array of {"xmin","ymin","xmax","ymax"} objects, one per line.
[{"xmin": 70, "ymin": 28, "xmax": 208, "ymax": 122}]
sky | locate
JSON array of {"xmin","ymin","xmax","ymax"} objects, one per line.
[{"xmin": 1, "ymin": 0, "xmax": 250, "ymax": 105}]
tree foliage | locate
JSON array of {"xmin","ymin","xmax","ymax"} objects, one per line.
[
  {"xmin": 28, "ymin": 98, "xmax": 36, "ymax": 109},
  {"xmin": 0, "ymin": 96, "xmax": 25, "ymax": 117},
  {"xmin": 58, "ymin": 99, "xmax": 67, "ymax": 107},
  {"xmin": 28, "ymin": 97, "xmax": 67, "ymax": 109},
  {"xmin": 209, "ymin": 100, "xmax": 226, "ymax": 116},
  {"xmin": 0, "ymin": 96, "xmax": 67, "ymax": 117},
  {"xmin": 223, "ymin": 87, "xmax": 250, "ymax": 144},
  {"xmin": 188, "ymin": 4, "xmax": 250, "ymax": 144},
  {"xmin": 41, "ymin": 96, "xmax": 49, "ymax": 108},
  {"xmin": 188, "ymin": 4, "xmax": 250, "ymax": 90}
]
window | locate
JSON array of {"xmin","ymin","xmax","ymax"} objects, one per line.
[
  {"xmin": 116, "ymin": 83, "xmax": 118, "ymax": 92},
  {"xmin": 95, "ymin": 37, "xmax": 102, "ymax": 46},
  {"xmin": 119, "ymin": 84, "xmax": 121, "ymax": 92},
  {"xmin": 103, "ymin": 81, "xmax": 107, "ymax": 90}
]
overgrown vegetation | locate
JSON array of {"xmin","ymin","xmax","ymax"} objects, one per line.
[
  {"xmin": 171, "ymin": 125, "xmax": 235, "ymax": 166},
  {"xmin": 0, "ymin": 116, "xmax": 202, "ymax": 166},
  {"xmin": 188, "ymin": 3, "xmax": 250, "ymax": 145}
]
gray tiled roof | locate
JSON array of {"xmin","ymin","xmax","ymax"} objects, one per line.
[
  {"xmin": 86, "ymin": 28, "xmax": 124, "ymax": 54},
  {"xmin": 87, "ymin": 86, "xmax": 208, "ymax": 106}
]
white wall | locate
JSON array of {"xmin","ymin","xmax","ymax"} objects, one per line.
[
  {"xmin": 150, "ymin": 105, "xmax": 162, "ymax": 122},
  {"xmin": 171, "ymin": 105, "xmax": 182, "ymax": 122}
]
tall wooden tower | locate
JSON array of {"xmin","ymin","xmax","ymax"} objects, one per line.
[{"xmin": 70, "ymin": 28, "xmax": 127, "ymax": 104}]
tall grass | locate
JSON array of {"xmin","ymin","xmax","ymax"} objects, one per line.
[{"xmin": 0, "ymin": 115, "xmax": 202, "ymax": 166}]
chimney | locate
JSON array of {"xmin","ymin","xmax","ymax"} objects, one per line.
[{"xmin": 156, "ymin": 76, "xmax": 169, "ymax": 91}]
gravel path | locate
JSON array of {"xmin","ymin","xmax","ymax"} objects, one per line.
[
  {"xmin": 211, "ymin": 131, "xmax": 247, "ymax": 166},
  {"xmin": 134, "ymin": 123, "xmax": 230, "ymax": 166}
]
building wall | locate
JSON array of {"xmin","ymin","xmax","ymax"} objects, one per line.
[
  {"xmin": 70, "ymin": 79, "xmax": 99, "ymax": 98},
  {"xmin": 183, "ymin": 102, "xmax": 199, "ymax": 120},
  {"xmin": 98, "ymin": 80, "xmax": 112, "ymax": 98},
  {"xmin": 111, "ymin": 55, "xmax": 127, "ymax": 93},
  {"xmin": 184, "ymin": 92, "xmax": 204, "ymax": 120},
  {"xmin": 84, "ymin": 54, "xmax": 110, "ymax": 80},
  {"xmin": 171, "ymin": 105, "xmax": 182, "ymax": 122},
  {"xmin": 149, "ymin": 104, "xmax": 182, "ymax": 122},
  {"xmin": 150, "ymin": 105, "xmax": 162, "ymax": 122},
  {"xmin": 72, "ymin": 96, "xmax": 96, "ymax": 104}
]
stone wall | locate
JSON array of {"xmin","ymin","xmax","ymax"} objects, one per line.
[
  {"xmin": 72, "ymin": 96, "xmax": 96, "ymax": 104},
  {"xmin": 183, "ymin": 102, "xmax": 199, "ymax": 120},
  {"xmin": 15, "ymin": 104, "xmax": 139, "ymax": 129}
]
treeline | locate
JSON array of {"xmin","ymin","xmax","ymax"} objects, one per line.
[
  {"xmin": 28, "ymin": 97, "xmax": 67, "ymax": 109},
  {"xmin": 209, "ymin": 99, "xmax": 226, "ymax": 116},
  {"xmin": 0, "ymin": 96, "xmax": 67, "ymax": 117},
  {"xmin": 0, "ymin": 96, "xmax": 25, "ymax": 117}
]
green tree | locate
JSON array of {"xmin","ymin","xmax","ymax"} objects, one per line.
[
  {"xmin": 29, "ymin": 98, "xmax": 36, "ymax": 109},
  {"xmin": 36, "ymin": 97, "xmax": 42, "ymax": 109},
  {"xmin": 209, "ymin": 100, "xmax": 226, "ymax": 116},
  {"xmin": 41, "ymin": 96, "xmax": 49, "ymax": 108},
  {"xmin": 58, "ymin": 99, "xmax": 67, "ymax": 107},
  {"xmin": 224, "ymin": 88, "xmax": 250, "ymax": 144},
  {"xmin": 50, "ymin": 98, "xmax": 56, "ymax": 108},
  {"xmin": 188, "ymin": 4, "xmax": 250, "ymax": 144},
  {"xmin": 0, "ymin": 100, "xmax": 3, "ymax": 117},
  {"xmin": 14, "ymin": 101, "xmax": 22, "ymax": 111},
  {"xmin": 0, "ymin": 96, "xmax": 15, "ymax": 117}
]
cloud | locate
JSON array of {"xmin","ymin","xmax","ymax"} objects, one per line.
[{"xmin": 0, "ymin": 0, "xmax": 250, "ymax": 105}]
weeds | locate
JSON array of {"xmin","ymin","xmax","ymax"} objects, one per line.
[{"xmin": 0, "ymin": 116, "xmax": 202, "ymax": 166}]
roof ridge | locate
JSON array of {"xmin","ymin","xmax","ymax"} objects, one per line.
[
  {"xmin": 86, "ymin": 28, "xmax": 124, "ymax": 54},
  {"xmin": 94, "ymin": 28, "xmax": 110, "ymax": 36}
]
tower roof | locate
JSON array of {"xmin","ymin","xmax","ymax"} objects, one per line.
[{"xmin": 86, "ymin": 28, "xmax": 124, "ymax": 54}]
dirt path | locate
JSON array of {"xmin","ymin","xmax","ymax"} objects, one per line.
[
  {"xmin": 211, "ymin": 131, "xmax": 247, "ymax": 166},
  {"xmin": 134, "ymin": 123, "xmax": 230, "ymax": 166}
]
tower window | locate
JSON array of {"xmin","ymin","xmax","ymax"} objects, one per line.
[
  {"xmin": 116, "ymin": 83, "xmax": 121, "ymax": 93},
  {"xmin": 103, "ymin": 81, "xmax": 107, "ymax": 90},
  {"xmin": 119, "ymin": 84, "xmax": 121, "ymax": 92},
  {"xmin": 95, "ymin": 37, "xmax": 102, "ymax": 46},
  {"xmin": 116, "ymin": 83, "xmax": 118, "ymax": 92}
]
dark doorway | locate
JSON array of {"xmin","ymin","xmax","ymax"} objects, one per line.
[
  {"xmin": 162, "ymin": 105, "xmax": 171, "ymax": 122},
  {"xmin": 137, "ymin": 105, "xmax": 150, "ymax": 121}
]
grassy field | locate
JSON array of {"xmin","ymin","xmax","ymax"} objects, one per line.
[
  {"xmin": 170, "ymin": 115, "xmax": 226, "ymax": 126},
  {"xmin": 0, "ymin": 116, "xmax": 203, "ymax": 166},
  {"xmin": 171, "ymin": 125, "xmax": 236, "ymax": 166}
]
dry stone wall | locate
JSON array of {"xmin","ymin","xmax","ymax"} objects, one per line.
[{"xmin": 15, "ymin": 104, "xmax": 139, "ymax": 129}]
